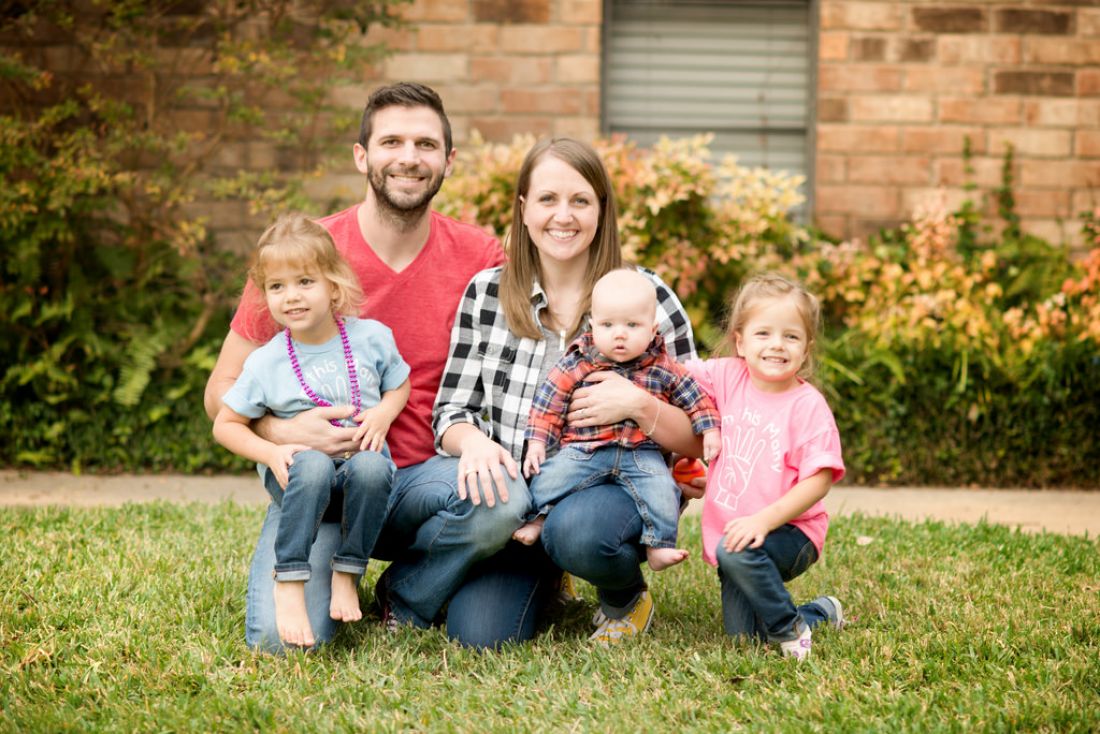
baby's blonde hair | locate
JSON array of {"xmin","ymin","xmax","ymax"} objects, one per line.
[
  {"xmin": 727, "ymin": 273, "xmax": 822, "ymax": 377},
  {"xmin": 249, "ymin": 214, "xmax": 363, "ymax": 318}
]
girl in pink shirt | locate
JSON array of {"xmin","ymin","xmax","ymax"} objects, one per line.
[{"xmin": 686, "ymin": 273, "xmax": 846, "ymax": 660}]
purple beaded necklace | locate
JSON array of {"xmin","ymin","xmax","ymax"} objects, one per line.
[{"xmin": 285, "ymin": 316, "xmax": 360, "ymax": 427}]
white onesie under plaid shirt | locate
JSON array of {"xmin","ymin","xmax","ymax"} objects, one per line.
[{"xmin": 432, "ymin": 266, "xmax": 698, "ymax": 463}]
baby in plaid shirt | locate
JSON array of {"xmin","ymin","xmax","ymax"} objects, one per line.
[{"xmin": 514, "ymin": 268, "xmax": 721, "ymax": 570}]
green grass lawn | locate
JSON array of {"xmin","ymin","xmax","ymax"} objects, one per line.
[{"xmin": 1, "ymin": 502, "xmax": 1097, "ymax": 733}]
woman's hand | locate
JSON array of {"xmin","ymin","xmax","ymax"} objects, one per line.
[
  {"xmin": 455, "ymin": 430, "xmax": 519, "ymax": 508},
  {"xmin": 566, "ymin": 371, "xmax": 647, "ymax": 427},
  {"xmin": 672, "ymin": 456, "xmax": 708, "ymax": 502}
]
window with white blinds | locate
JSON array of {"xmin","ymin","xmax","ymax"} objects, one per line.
[{"xmin": 603, "ymin": 0, "xmax": 814, "ymax": 196}]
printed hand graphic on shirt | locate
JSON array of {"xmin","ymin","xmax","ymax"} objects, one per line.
[{"xmin": 713, "ymin": 424, "xmax": 766, "ymax": 511}]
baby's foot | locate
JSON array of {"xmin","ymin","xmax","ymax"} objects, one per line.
[
  {"xmin": 274, "ymin": 580, "xmax": 315, "ymax": 647},
  {"xmin": 512, "ymin": 519, "xmax": 545, "ymax": 546},
  {"xmin": 330, "ymin": 571, "xmax": 363, "ymax": 623},
  {"xmin": 646, "ymin": 547, "xmax": 689, "ymax": 571}
]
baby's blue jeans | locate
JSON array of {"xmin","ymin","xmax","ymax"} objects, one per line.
[{"xmin": 528, "ymin": 444, "xmax": 679, "ymax": 548}]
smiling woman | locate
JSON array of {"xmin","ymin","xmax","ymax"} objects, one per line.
[
  {"xmin": 521, "ymin": 155, "xmax": 601, "ymax": 272},
  {"xmin": 431, "ymin": 136, "xmax": 707, "ymax": 648}
]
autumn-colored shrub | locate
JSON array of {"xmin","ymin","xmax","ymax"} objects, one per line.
[
  {"xmin": 438, "ymin": 133, "xmax": 808, "ymax": 351},
  {"xmin": 799, "ymin": 197, "xmax": 1100, "ymax": 486},
  {"xmin": 441, "ymin": 135, "xmax": 1100, "ymax": 487}
]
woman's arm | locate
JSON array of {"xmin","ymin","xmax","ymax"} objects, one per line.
[
  {"xmin": 432, "ymin": 276, "xmax": 494, "ymax": 451},
  {"xmin": 432, "ymin": 271, "xmax": 518, "ymax": 506},
  {"xmin": 571, "ymin": 376, "xmax": 702, "ymax": 456}
]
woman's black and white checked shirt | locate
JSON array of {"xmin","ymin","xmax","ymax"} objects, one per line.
[{"xmin": 432, "ymin": 266, "xmax": 698, "ymax": 463}]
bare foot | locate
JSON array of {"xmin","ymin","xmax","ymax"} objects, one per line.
[
  {"xmin": 512, "ymin": 518, "xmax": 544, "ymax": 546},
  {"xmin": 330, "ymin": 571, "xmax": 363, "ymax": 623},
  {"xmin": 646, "ymin": 547, "xmax": 689, "ymax": 571},
  {"xmin": 274, "ymin": 580, "xmax": 315, "ymax": 647}
]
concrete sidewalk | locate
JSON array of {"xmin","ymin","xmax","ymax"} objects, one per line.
[{"xmin": 1, "ymin": 470, "xmax": 1097, "ymax": 538}]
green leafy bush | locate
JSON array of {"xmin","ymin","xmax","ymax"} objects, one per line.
[
  {"xmin": 4, "ymin": 28, "xmax": 1097, "ymax": 489},
  {"xmin": 0, "ymin": 1, "xmax": 404, "ymax": 472}
]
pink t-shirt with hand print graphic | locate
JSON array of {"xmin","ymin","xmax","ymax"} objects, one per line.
[{"xmin": 685, "ymin": 357, "xmax": 845, "ymax": 566}]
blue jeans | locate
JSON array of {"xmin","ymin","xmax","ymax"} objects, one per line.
[
  {"xmin": 715, "ymin": 523, "xmax": 831, "ymax": 643},
  {"xmin": 262, "ymin": 449, "xmax": 394, "ymax": 580},
  {"xmin": 372, "ymin": 455, "xmax": 530, "ymax": 628},
  {"xmin": 529, "ymin": 445, "xmax": 679, "ymax": 548},
  {"xmin": 244, "ymin": 454, "xmax": 528, "ymax": 652},
  {"xmin": 445, "ymin": 482, "xmax": 648, "ymax": 649},
  {"xmin": 444, "ymin": 539, "xmax": 561, "ymax": 650}
]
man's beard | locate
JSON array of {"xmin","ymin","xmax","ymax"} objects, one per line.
[{"xmin": 367, "ymin": 162, "xmax": 445, "ymax": 224}]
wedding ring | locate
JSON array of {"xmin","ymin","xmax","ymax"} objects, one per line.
[{"xmin": 464, "ymin": 468, "xmax": 476, "ymax": 477}]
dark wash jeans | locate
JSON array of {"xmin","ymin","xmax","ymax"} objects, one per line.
[
  {"xmin": 715, "ymin": 523, "xmax": 831, "ymax": 642},
  {"xmin": 446, "ymin": 482, "xmax": 650, "ymax": 649}
]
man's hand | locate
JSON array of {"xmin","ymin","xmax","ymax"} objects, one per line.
[{"xmin": 255, "ymin": 405, "xmax": 358, "ymax": 457}]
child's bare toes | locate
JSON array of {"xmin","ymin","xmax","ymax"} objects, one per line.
[
  {"xmin": 512, "ymin": 523, "xmax": 542, "ymax": 546},
  {"xmin": 646, "ymin": 547, "xmax": 689, "ymax": 571},
  {"xmin": 330, "ymin": 572, "xmax": 363, "ymax": 622},
  {"xmin": 274, "ymin": 580, "xmax": 315, "ymax": 647}
]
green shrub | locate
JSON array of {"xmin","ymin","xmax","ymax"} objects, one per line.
[{"xmin": 0, "ymin": 1, "xmax": 404, "ymax": 472}]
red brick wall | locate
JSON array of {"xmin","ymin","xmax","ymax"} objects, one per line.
[
  {"xmin": 357, "ymin": 0, "xmax": 601, "ymax": 143},
  {"xmin": 817, "ymin": 1, "xmax": 1100, "ymax": 246},
  {"xmin": 313, "ymin": 0, "xmax": 603, "ymax": 220},
  {"xmin": 16, "ymin": 1, "xmax": 1095, "ymax": 249}
]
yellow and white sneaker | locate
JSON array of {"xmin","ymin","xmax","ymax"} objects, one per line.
[
  {"xmin": 589, "ymin": 590, "xmax": 654, "ymax": 646},
  {"xmin": 556, "ymin": 572, "xmax": 581, "ymax": 603}
]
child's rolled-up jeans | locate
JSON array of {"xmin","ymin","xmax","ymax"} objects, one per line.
[
  {"xmin": 715, "ymin": 523, "xmax": 822, "ymax": 643},
  {"xmin": 262, "ymin": 448, "xmax": 394, "ymax": 581}
]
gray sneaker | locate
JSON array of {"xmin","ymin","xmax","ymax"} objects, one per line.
[{"xmin": 810, "ymin": 595, "xmax": 845, "ymax": 629}]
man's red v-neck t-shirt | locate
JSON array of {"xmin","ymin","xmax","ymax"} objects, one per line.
[{"xmin": 231, "ymin": 205, "xmax": 504, "ymax": 467}]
